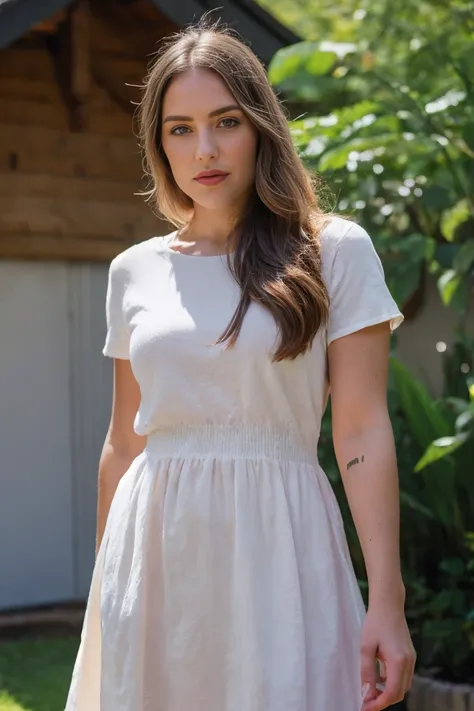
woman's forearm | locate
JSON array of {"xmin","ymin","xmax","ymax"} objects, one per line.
[
  {"xmin": 96, "ymin": 445, "xmax": 135, "ymax": 554},
  {"xmin": 334, "ymin": 419, "xmax": 405, "ymax": 609}
]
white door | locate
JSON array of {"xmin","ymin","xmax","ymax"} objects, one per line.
[{"xmin": 0, "ymin": 262, "xmax": 75, "ymax": 609}]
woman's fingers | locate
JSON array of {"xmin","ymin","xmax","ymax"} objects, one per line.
[
  {"xmin": 360, "ymin": 642, "xmax": 379, "ymax": 705},
  {"xmin": 401, "ymin": 651, "xmax": 416, "ymax": 698},
  {"xmin": 362, "ymin": 653, "xmax": 411, "ymax": 711}
]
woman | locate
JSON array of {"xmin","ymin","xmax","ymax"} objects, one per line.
[{"xmin": 65, "ymin": 19, "xmax": 416, "ymax": 711}]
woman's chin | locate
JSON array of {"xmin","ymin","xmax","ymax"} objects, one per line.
[{"xmin": 191, "ymin": 195, "xmax": 244, "ymax": 212}]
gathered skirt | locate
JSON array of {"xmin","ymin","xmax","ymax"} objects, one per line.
[{"xmin": 64, "ymin": 424, "xmax": 366, "ymax": 711}]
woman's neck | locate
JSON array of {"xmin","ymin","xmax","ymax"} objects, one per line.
[{"xmin": 179, "ymin": 210, "xmax": 239, "ymax": 250}]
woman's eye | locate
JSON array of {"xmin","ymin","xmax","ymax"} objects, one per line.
[
  {"xmin": 219, "ymin": 118, "xmax": 239, "ymax": 129},
  {"xmin": 170, "ymin": 118, "xmax": 239, "ymax": 135},
  {"xmin": 170, "ymin": 126, "xmax": 190, "ymax": 136}
]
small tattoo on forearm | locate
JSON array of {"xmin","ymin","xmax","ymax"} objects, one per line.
[{"xmin": 347, "ymin": 455, "xmax": 364, "ymax": 471}]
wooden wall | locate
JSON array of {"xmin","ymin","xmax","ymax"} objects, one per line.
[{"xmin": 0, "ymin": 0, "xmax": 177, "ymax": 261}]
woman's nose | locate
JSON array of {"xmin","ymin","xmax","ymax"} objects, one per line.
[{"xmin": 195, "ymin": 131, "xmax": 218, "ymax": 161}]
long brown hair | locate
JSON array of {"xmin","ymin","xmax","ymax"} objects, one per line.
[{"xmin": 138, "ymin": 17, "xmax": 330, "ymax": 362}]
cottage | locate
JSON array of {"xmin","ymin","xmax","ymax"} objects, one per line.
[{"xmin": 0, "ymin": 0, "xmax": 298, "ymax": 611}]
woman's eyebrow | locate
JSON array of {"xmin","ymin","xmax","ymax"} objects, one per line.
[{"xmin": 163, "ymin": 104, "xmax": 241, "ymax": 124}]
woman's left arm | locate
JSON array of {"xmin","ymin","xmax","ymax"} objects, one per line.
[{"xmin": 328, "ymin": 321, "xmax": 416, "ymax": 711}]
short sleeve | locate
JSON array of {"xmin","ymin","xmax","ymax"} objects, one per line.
[
  {"xmin": 102, "ymin": 256, "xmax": 131, "ymax": 359},
  {"xmin": 327, "ymin": 223, "xmax": 404, "ymax": 346}
]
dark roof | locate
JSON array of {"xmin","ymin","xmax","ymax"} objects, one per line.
[
  {"xmin": 0, "ymin": 0, "xmax": 299, "ymax": 61},
  {"xmin": 0, "ymin": 0, "xmax": 70, "ymax": 48}
]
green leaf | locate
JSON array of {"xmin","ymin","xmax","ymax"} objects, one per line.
[
  {"xmin": 420, "ymin": 185, "xmax": 453, "ymax": 211},
  {"xmin": 377, "ymin": 233, "xmax": 433, "ymax": 306},
  {"xmin": 268, "ymin": 46, "xmax": 303, "ymax": 85},
  {"xmin": 435, "ymin": 243, "xmax": 459, "ymax": 269},
  {"xmin": 458, "ymin": 44, "xmax": 474, "ymax": 83},
  {"xmin": 399, "ymin": 491, "xmax": 435, "ymax": 518},
  {"xmin": 453, "ymin": 217, "xmax": 474, "ymax": 243},
  {"xmin": 468, "ymin": 376, "xmax": 474, "ymax": 401},
  {"xmin": 425, "ymin": 89, "xmax": 466, "ymax": 115},
  {"xmin": 455, "ymin": 404, "xmax": 474, "ymax": 433},
  {"xmin": 437, "ymin": 270, "xmax": 458, "ymax": 305},
  {"xmin": 462, "ymin": 122, "xmax": 474, "ymax": 152},
  {"xmin": 443, "ymin": 396, "xmax": 473, "ymax": 417},
  {"xmin": 318, "ymin": 133, "xmax": 399, "ymax": 172},
  {"xmin": 451, "ymin": 281, "xmax": 471, "ymax": 313},
  {"xmin": 437, "ymin": 269, "xmax": 470, "ymax": 312},
  {"xmin": 423, "ymin": 618, "xmax": 464, "ymax": 640},
  {"xmin": 390, "ymin": 357, "xmax": 451, "ymax": 449},
  {"xmin": 268, "ymin": 42, "xmax": 337, "ymax": 85},
  {"xmin": 320, "ymin": 41, "xmax": 357, "ymax": 58},
  {"xmin": 439, "ymin": 557, "xmax": 465, "ymax": 577},
  {"xmin": 291, "ymin": 100, "xmax": 380, "ymax": 142},
  {"xmin": 307, "ymin": 51, "xmax": 339, "ymax": 75},
  {"xmin": 441, "ymin": 199, "xmax": 471, "ymax": 242},
  {"xmin": 453, "ymin": 240, "xmax": 474, "ymax": 274},
  {"xmin": 466, "ymin": 532, "xmax": 474, "ymax": 552},
  {"xmin": 277, "ymin": 73, "xmax": 338, "ymax": 102},
  {"xmin": 415, "ymin": 433, "xmax": 470, "ymax": 471},
  {"xmin": 386, "ymin": 262, "xmax": 421, "ymax": 308},
  {"xmin": 430, "ymin": 588, "xmax": 466, "ymax": 614}
]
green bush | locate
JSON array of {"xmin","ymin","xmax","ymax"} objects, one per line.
[
  {"xmin": 267, "ymin": 0, "xmax": 474, "ymax": 317},
  {"xmin": 318, "ymin": 349, "xmax": 474, "ymax": 684},
  {"xmin": 263, "ymin": 0, "xmax": 474, "ymax": 683}
]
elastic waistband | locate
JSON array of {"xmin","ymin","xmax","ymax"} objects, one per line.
[{"xmin": 145, "ymin": 424, "xmax": 317, "ymax": 465}]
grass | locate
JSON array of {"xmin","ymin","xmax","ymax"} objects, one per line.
[
  {"xmin": 0, "ymin": 636, "xmax": 408, "ymax": 711},
  {"xmin": 0, "ymin": 638, "xmax": 79, "ymax": 711}
]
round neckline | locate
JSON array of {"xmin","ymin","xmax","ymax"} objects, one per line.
[{"xmin": 157, "ymin": 232, "xmax": 235, "ymax": 260}]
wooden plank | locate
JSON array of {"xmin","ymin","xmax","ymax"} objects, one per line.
[
  {"xmin": 91, "ymin": 0, "xmax": 164, "ymax": 58},
  {"xmin": 0, "ymin": 234, "xmax": 131, "ymax": 261},
  {"xmin": 88, "ymin": 108, "xmax": 134, "ymax": 136},
  {"xmin": 407, "ymin": 675, "xmax": 427, "ymax": 711},
  {"xmin": 0, "ymin": 225, "xmax": 171, "ymax": 262},
  {"xmin": 88, "ymin": 74, "xmax": 138, "ymax": 134},
  {"xmin": 431, "ymin": 681, "xmax": 451, "ymax": 711},
  {"xmin": 93, "ymin": 56, "xmax": 146, "ymax": 82},
  {"xmin": 89, "ymin": 1, "xmax": 177, "ymax": 58},
  {"xmin": 88, "ymin": 79, "xmax": 130, "ymax": 113},
  {"xmin": 69, "ymin": 1, "xmax": 91, "ymax": 109},
  {"xmin": 0, "ymin": 195, "xmax": 160, "ymax": 242},
  {"xmin": 452, "ymin": 686, "xmax": 471, "ymax": 711},
  {"xmin": 0, "ymin": 100, "xmax": 70, "ymax": 130},
  {"xmin": 0, "ymin": 173, "xmax": 145, "ymax": 203},
  {"xmin": 0, "ymin": 125, "xmax": 142, "ymax": 181},
  {"xmin": 0, "ymin": 77, "xmax": 64, "ymax": 104},
  {"xmin": 0, "ymin": 90, "xmax": 133, "ymax": 135},
  {"xmin": 52, "ymin": 2, "xmax": 91, "ymax": 132},
  {"xmin": 0, "ymin": 46, "xmax": 137, "ymax": 133},
  {"xmin": 92, "ymin": 59, "xmax": 140, "ymax": 116},
  {"xmin": 468, "ymin": 688, "xmax": 474, "ymax": 711},
  {"xmin": 133, "ymin": 0, "xmax": 179, "ymax": 34},
  {"xmin": 0, "ymin": 49, "xmax": 57, "ymax": 82},
  {"xmin": 90, "ymin": 12, "xmax": 136, "ymax": 55}
]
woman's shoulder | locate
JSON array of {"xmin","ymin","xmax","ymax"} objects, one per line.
[
  {"xmin": 107, "ymin": 232, "xmax": 174, "ymax": 277},
  {"xmin": 317, "ymin": 215, "xmax": 385, "ymax": 297},
  {"xmin": 317, "ymin": 216, "xmax": 403, "ymax": 341},
  {"xmin": 318, "ymin": 216, "xmax": 376, "ymax": 270},
  {"xmin": 318, "ymin": 215, "xmax": 369, "ymax": 252}
]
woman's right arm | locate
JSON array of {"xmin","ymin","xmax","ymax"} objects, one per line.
[{"xmin": 96, "ymin": 358, "xmax": 146, "ymax": 554}]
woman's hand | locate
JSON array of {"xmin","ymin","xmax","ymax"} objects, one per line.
[{"xmin": 360, "ymin": 605, "xmax": 416, "ymax": 711}]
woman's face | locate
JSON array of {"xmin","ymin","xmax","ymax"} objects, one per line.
[{"xmin": 161, "ymin": 67, "xmax": 259, "ymax": 214}]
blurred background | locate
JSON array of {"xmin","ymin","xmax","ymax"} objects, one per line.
[{"xmin": 0, "ymin": 0, "xmax": 472, "ymax": 709}]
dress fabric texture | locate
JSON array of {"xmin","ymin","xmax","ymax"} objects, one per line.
[{"xmin": 64, "ymin": 217, "xmax": 403, "ymax": 711}]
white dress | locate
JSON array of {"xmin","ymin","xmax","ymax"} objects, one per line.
[{"xmin": 65, "ymin": 217, "xmax": 403, "ymax": 711}]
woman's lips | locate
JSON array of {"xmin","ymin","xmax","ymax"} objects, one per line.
[{"xmin": 194, "ymin": 174, "xmax": 229, "ymax": 186}]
